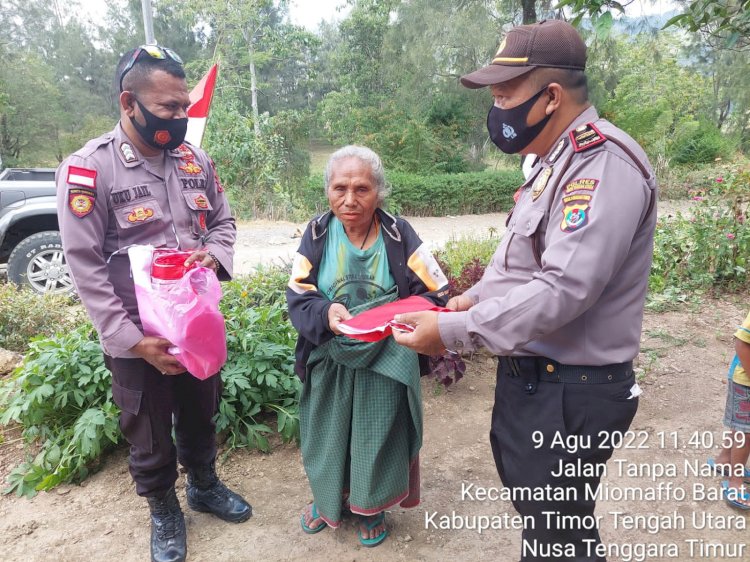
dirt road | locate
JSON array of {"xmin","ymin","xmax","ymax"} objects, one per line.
[{"xmin": 233, "ymin": 200, "xmax": 691, "ymax": 275}]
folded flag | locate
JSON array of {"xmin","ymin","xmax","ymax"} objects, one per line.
[{"xmin": 338, "ymin": 295, "xmax": 451, "ymax": 342}]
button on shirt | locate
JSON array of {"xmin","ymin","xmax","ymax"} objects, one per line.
[
  {"xmin": 438, "ymin": 107, "xmax": 657, "ymax": 365},
  {"xmin": 56, "ymin": 124, "xmax": 236, "ymax": 358}
]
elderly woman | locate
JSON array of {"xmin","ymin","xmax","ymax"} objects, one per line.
[{"xmin": 286, "ymin": 145, "xmax": 448, "ymax": 546}]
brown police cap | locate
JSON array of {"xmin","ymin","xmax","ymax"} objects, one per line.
[{"xmin": 460, "ymin": 19, "xmax": 587, "ymax": 89}]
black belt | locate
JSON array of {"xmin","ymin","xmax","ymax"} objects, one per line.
[{"xmin": 498, "ymin": 356, "xmax": 633, "ymax": 394}]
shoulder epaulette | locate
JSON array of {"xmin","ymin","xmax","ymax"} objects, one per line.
[
  {"xmin": 569, "ymin": 123, "xmax": 607, "ymax": 153},
  {"xmin": 76, "ymin": 133, "xmax": 115, "ymax": 159}
]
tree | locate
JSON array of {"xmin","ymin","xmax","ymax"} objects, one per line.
[{"xmin": 557, "ymin": 0, "xmax": 750, "ymax": 48}]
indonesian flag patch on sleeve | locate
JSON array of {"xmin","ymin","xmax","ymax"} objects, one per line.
[{"xmin": 67, "ymin": 165, "xmax": 97, "ymax": 189}]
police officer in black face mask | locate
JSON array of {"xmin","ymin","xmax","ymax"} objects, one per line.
[
  {"xmin": 56, "ymin": 46, "xmax": 250, "ymax": 562},
  {"xmin": 393, "ymin": 20, "xmax": 657, "ymax": 561}
]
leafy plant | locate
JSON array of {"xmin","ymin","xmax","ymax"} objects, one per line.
[
  {"xmin": 0, "ymin": 323, "xmax": 119, "ymax": 497},
  {"xmin": 0, "ymin": 266, "xmax": 301, "ymax": 496},
  {"xmin": 427, "ymin": 352, "xmax": 466, "ymax": 388},
  {"xmin": 216, "ymin": 269, "xmax": 301, "ymax": 453},
  {"xmin": 649, "ymin": 168, "xmax": 749, "ymax": 302},
  {"xmin": 0, "ymin": 284, "xmax": 81, "ymax": 352}
]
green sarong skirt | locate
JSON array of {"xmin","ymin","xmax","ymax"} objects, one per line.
[{"xmin": 299, "ymin": 293, "xmax": 423, "ymax": 528}]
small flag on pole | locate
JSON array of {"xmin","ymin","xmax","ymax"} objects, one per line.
[{"xmin": 185, "ymin": 63, "xmax": 218, "ymax": 147}]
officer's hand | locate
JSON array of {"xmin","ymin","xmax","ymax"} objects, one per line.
[
  {"xmin": 446, "ymin": 294, "xmax": 474, "ymax": 312},
  {"xmin": 391, "ymin": 311, "xmax": 446, "ymax": 355},
  {"xmin": 184, "ymin": 249, "xmax": 217, "ymax": 271},
  {"xmin": 130, "ymin": 337, "xmax": 187, "ymax": 375},
  {"xmin": 328, "ymin": 303, "xmax": 352, "ymax": 335}
]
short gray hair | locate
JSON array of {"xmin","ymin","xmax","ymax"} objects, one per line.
[{"xmin": 324, "ymin": 145, "xmax": 389, "ymax": 205}]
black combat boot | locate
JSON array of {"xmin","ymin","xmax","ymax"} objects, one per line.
[
  {"xmin": 186, "ymin": 462, "xmax": 252, "ymax": 523},
  {"xmin": 146, "ymin": 487, "xmax": 187, "ymax": 562}
]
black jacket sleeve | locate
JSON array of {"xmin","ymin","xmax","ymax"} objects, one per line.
[{"xmin": 285, "ymin": 220, "xmax": 335, "ymax": 347}]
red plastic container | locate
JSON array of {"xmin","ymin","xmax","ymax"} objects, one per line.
[{"xmin": 151, "ymin": 250, "xmax": 196, "ymax": 282}]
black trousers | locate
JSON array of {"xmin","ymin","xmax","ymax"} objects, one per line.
[
  {"xmin": 105, "ymin": 355, "xmax": 221, "ymax": 497},
  {"xmin": 491, "ymin": 359, "xmax": 638, "ymax": 562}
]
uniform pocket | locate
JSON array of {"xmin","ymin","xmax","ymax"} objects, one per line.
[
  {"xmin": 112, "ymin": 196, "xmax": 166, "ymax": 247},
  {"xmin": 182, "ymin": 191, "xmax": 213, "ymax": 237},
  {"xmin": 112, "ymin": 379, "xmax": 153, "ymax": 453},
  {"xmin": 511, "ymin": 208, "xmax": 545, "ymax": 237}
]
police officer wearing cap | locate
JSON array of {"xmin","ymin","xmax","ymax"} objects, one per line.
[
  {"xmin": 56, "ymin": 46, "xmax": 251, "ymax": 562},
  {"xmin": 393, "ymin": 19, "xmax": 656, "ymax": 561}
]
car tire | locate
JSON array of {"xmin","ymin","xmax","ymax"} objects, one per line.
[{"xmin": 7, "ymin": 231, "xmax": 75, "ymax": 295}]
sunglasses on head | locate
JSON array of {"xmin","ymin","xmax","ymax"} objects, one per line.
[{"xmin": 119, "ymin": 45, "xmax": 184, "ymax": 92}]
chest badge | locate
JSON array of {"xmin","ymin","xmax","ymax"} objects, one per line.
[
  {"xmin": 180, "ymin": 161, "xmax": 203, "ymax": 174},
  {"xmin": 194, "ymin": 194, "xmax": 209, "ymax": 209},
  {"xmin": 127, "ymin": 207, "xmax": 155, "ymax": 223},
  {"xmin": 531, "ymin": 166, "xmax": 553, "ymax": 201}
]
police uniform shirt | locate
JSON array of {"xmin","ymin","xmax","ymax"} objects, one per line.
[
  {"xmin": 439, "ymin": 106, "xmax": 657, "ymax": 365},
  {"xmin": 56, "ymin": 124, "xmax": 236, "ymax": 359}
]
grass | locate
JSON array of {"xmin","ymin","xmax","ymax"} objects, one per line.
[{"xmin": 308, "ymin": 138, "xmax": 336, "ymax": 174}]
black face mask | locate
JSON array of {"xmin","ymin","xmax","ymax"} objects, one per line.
[
  {"xmin": 487, "ymin": 86, "xmax": 552, "ymax": 154},
  {"xmin": 130, "ymin": 98, "xmax": 188, "ymax": 151}
]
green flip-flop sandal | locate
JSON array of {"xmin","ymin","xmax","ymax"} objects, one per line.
[
  {"xmin": 300, "ymin": 503, "xmax": 328, "ymax": 534},
  {"xmin": 358, "ymin": 512, "xmax": 388, "ymax": 547}
]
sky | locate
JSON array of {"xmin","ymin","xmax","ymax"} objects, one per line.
[{"xmin": 75, "ymin": 0, "xmax": 351, "ymax": 32}]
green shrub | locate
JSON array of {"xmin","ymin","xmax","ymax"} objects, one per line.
[
  {"xmin": 0, "ymin": 284, "xmax": 80, "ymax": 352},
  {"xmin": 649, "ymin": 168, "xmax": 749, "ymax": 302},
  {"xmin": 299, "ymin": 169, "xmax": 523, "ymax": 218},
  {"xmin": 217, "ymin": 269, "xmax": 300, "ymax": 452},
  {"xmin": 670, "ymin": 120, "xmax": 737, "ymax": 165},
  {"xmin": 0, "ymin": 323, "xmax": 119, "ymax": 497},
  {"xmin": 0, "ymin": 266, "xmax": 300, "ymax": 496}
]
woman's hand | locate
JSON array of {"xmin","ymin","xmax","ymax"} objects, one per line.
[
  {"xmin": 328, "ymin": 303, "xmax": 352, "ymax": 335},
  {"xmin": 446, "ymin": 294, "xmax": 474, "ymax": 312}
]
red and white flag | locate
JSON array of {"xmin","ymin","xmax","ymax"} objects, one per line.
[{"xmin": 185, "ymin": 63, "xmax": 218, "ymax": 147}]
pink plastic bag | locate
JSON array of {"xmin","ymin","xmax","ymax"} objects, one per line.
[{"xmin": 129, "ymin": 245, "xmax": 227, "ymax": 379}]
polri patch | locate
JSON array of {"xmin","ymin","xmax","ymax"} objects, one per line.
[
  {"xmin": 570, "ymin": 123, "xmax": 606, "ymax": 153},
  {"xmin": 67, "ymin": 165, "xmax": 97, "ymax": 189},
  {"xmin": 561, "ymin": 201, "xmax": 590, "ymax": 232},
  {"xmin": 68, "ymin": 188, "xmax": 96, "ymax": 218},
  {"xmin": 120, "ymin": 142, "xmax": 137, "ymax": 163},
  {"xmin": 564, "ymin": 178, "xmax": 599, "ymax": 194}
]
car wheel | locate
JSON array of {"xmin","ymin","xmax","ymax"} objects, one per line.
[{"xmin": 7, "ymin": 231, "xmax": 75, "ymax": 295}]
